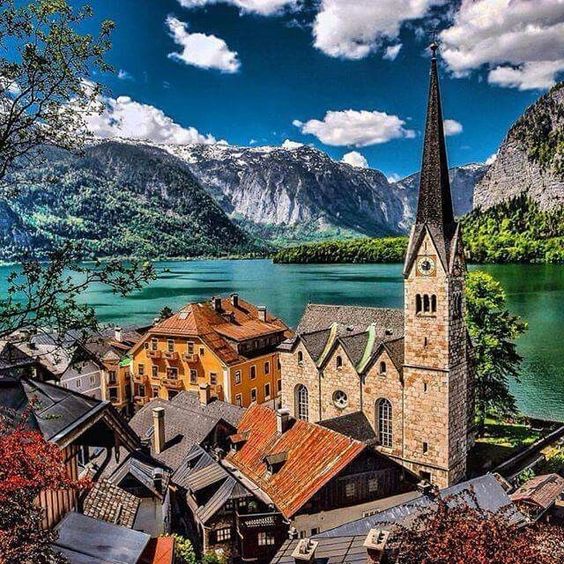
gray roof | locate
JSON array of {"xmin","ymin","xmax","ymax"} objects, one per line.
[
  {"xmin": 272, "ymin": 474, "xmax": 527, "ymax": 564},
  {"xmin": 171, "ymin": 391, "xmax": 244, "ymax": 427},
  {"xmin": 83, "ymin": 479, "xmax": 140, "ymax": 528},
  {"xmin": 175, "ymin": 445, "xmax": 251, "ymax": 524},
  {"xmin": 127, "ymin": 398, "xmax": 228, "ymax": 471},
  {"xmin": 0, "ymin": 377, "xmax": 104, "ymax": 442},
  {"xmin": 272, "ymin": 535, "xmax": 368, "ymax": 564},
  {"xmin": 317, "ymin": 473, "xmax": 526, "ymax": 538},
  {"xmin": 319, "ymin": 412, "xmax": 377, "ymax": 443},
  {"xmin": 297, "ymin": 304, "xmax": 404, "ymax": 338},
  {"xmin": 106, "ymin": 452, "xmax": 171, "ymax": 501},
  {"xmin": 52, "ymin": 511, "xmax": 150, "ymax": 564}
]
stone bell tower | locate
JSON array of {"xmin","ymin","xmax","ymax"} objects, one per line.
[{"xmin": 401, "ymin": 42, "xmax": 472, "ymax": 488}]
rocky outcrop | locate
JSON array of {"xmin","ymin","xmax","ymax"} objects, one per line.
[{"xmin": 474, "ymin": 83, "xmax": 564, "ymax": 211}]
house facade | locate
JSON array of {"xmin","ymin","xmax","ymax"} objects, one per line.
[
  {"xmin": 129, "ymin": 295, "xmax": 291, "ymax": 411},
  {"xmin": 279, "ymin": 45, "xmax": 475, "ymax": 489}
]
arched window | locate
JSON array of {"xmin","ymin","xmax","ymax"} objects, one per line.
[
  {"xmin": 431, "ymin": 295, "xmax": 437, "ymax": 313},
  {"xmin": 416, "ymin": 294, "xmax": 422, "ymax": 314},
  {"xmin": 295, "ymin": 384, "xmax": 309, "ymax": 421},
  {"xmin": 336, "ymin": 355, "xmax": 343, "ymax": 369},
  {"xmin": 297, "ymin": 351, "xmax": 303, "ymax": 365},
  {"xmin": 423, "ymin": 294, "xmax": 430, "ymax": 313},
  {"xmin": 376, "ymin": 398, "xmax": 392, "ymax": 448},
  {"xmin": 379, "ymin": 361, "xmax": 387, "ymax": 375}
]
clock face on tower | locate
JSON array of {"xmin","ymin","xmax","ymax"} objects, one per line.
[{"xmin": 417, "ymin": 256, "xmax": 436, "ymax": 276}]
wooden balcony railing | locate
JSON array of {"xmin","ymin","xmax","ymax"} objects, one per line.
[{"xmin": 147, "ymin": 349, "xmax": 162, "ymax": 359}]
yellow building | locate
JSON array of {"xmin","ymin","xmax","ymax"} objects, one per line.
[{"xmin": 129, "ymin": 294, "xmax": 292, "ymax": 410}]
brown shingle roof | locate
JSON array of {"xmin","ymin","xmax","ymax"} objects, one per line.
[
  {"xmin": 83, "ymin": 479, "xmax": 140, "ymax": 528},
  {"xmin": 511, "ymin": 474, "xmax": 564, "ymax": 510},
  {"xmin": 145, "ymin": 297, "xmax": 291, "ymax": 366},
  {"xmin": 225, "ymin": 404, "xmax": 365, "ymax": 519}
]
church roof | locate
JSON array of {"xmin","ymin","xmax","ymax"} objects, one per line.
[{"xmin": 404, "ymin": 45, "xmax": 457, "ymax": 276}]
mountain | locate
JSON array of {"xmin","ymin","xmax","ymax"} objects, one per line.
[
  {"xmin": 0, "ymin": 142, "xmax": 260, "ymax": 260},
  {"xmin": 474, "ymin": 82, "xmax": 564, "ymax": 211},
  {"xmin": 393, "ymin": 163, "xmax": 488, "ymax": 221},
  {"xmin": 163, "ymin": 143, "xmax": 407, "ymax": 243}
]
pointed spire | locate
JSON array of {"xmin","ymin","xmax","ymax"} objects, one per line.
[{"xmin": 415, "ymin": 42, "xmax": 455, "ymax": 232}]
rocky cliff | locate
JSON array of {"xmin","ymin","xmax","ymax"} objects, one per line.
[{"xmin": 474, "ymin": 83, "xmax": 564, "ymax": 211}]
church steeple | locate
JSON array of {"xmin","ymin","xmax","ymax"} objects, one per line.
[
  {"xmin": 416, "ymin": 42, "xmax": 455, "ymax": 231},
  {"xmin": 404, "ymin": 42, "xmax": 458, "ymax": 276}
]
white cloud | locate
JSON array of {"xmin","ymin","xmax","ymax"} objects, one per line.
[
  {"xmin": 84, "ymin": 91, "xmax": 217, "ymax": 145},
  {"xmin": 441, "ymin": 0, "xmax": 564, "ymax": 90},
  {"xmin": 387, "ymin": 173, "xmax": 402, "ymax": 183},
  {"xmin": 313, "ymin": 0, "xmax": 444, "ymax": 59},
  {"xmin": 166, "ymin": 16, "xmax": 240, "ymax": 73},
  {"xmin": 293, "ymin": 109, "xmax": 415, "ymax": 147},
  {"xmin": 177, "ymin": 0, "xmax": 297, "ymax": 16},
  {"xmin": 485, "ymin": 152, "xmax": 497, "ymax": 166},
  {"xmin": 443, "ymin": 119, "xmax": 463, "ymax": 136},
  {"xmin": 383, "ymin": 44, "xmax": 402, "ymax": 61},
  {"xmin": 117, "ymin": 69, "xmax": 133, "ymax": 81},
  {"xmin": 341, "ymin": 151, "xmax": 369, "ymax": 168},
  {"xmin": 281, "ymin": 139, "xmax": 303, "ymax": 149}
]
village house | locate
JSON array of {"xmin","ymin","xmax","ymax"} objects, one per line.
[
  {"xmin": 511, "ymin": 473, "xmax": 564, "ymax": 522},
  {"xmin": 100, "ymin": 389, "xmax": 246, "ymax": 538},
  {"xmin": 278, "ymin": 43, "xmax": 475, "ymax": 489},
  {"xmin": 271, "ymin": 473, "xmax": 527, "ymax": 564},
  {"xmin": 221, "ymin": 404, "xmax": 419, "ymax": 560},
  {"xmin": 129, "ymin": 294, "xmax": 291, "ymax": 411},
  {"xmin": 85, "ymin": 326, "xmax": 145, "ymax": 416},
  {"xmin": 0, "ymin": 373, "xmax": 139, "ymax": 528}
]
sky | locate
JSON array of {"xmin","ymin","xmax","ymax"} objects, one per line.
[{"xmin": 82, "ymin": 0, "xmax": 564, "ymax": 179}]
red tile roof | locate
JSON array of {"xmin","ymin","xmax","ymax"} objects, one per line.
[
  {"xmin": 511, "ymin": 474, "xmax": 564, "ymax": 510},
  {"xmin": 142, "ymin": 297, "xmax": 291, "ymax": 366},
  {"xmin": 225, "ymin": 404, "xmax": 365, "ymax": 519},
  {"xmin": 139, "ymin": 537, "xmax": 175, "ymax": 564}
]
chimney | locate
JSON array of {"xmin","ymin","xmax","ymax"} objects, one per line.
[
  {"xmin": 276, "ymin": 408, "xmax": 291, "ymax": 434},
  {"xmin": 152, "ymin": 407, "xmax": 165, "ymax": 454},
  {"xmin": 363, "ymin": 529, "xmax": 390, "ymax": 563},
  {"xmin": 152, "ymin": 467, "xmax": 164, "ymax": 494},
  {"xmin": 231, "ymin": 293, "xmax": 239, "ymax": 308},
  {"xmin": 199, "ymin": 383, "xmax": 211, "ymax": 406},
  {"xmin": 211, "ymin": 296, "xmax": 222, "ymax": 311},
  {"xmin": 292, "ymin": 539, "xmax": 318, "ymax": 563},
  {"xmin": 258, "ymin": 305, "xmax": 267, "ymax": 322},
  {"xmin": 417, "ymin": 480, "xmax": 438, "ymax": 498},
  {"xmin": 114, "ymin": 326, "xmax": 122, "ymax": 342}
]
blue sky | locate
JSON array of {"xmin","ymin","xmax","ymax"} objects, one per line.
[{"xmin": 83, "ymin": 0, "xmax": 563, "ymax": 179}]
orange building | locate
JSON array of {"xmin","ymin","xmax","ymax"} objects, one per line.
[{"xmin": 129, "ymin": 294, "xmax": 292, "ymax": 410}]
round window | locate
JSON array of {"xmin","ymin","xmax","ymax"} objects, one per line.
[{"xmin": 333, "ymin": 390, "xmax": 348, "ymax": 409}]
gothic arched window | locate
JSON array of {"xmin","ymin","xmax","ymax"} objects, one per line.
[
  {"xmin": 376, "ymin": 398, "xmax": 392, "ymax": 448},
  {"xmin": 295, "ymin": 384, "xmax": 309, "ymax": 421},
  {"xmin": 423, "ymin": 294, "xmax": 430, "ymax": 313},
  {"xmin": 416, "ymin": 294, "xmax": 422, "ymax": 314},
  {"xmin": 336, "ymin": 355, "xmax": 343, "ymax": 369},
  {"xmin": 297, "ymin": 350, "xmax": 303, "ymax": 365},
  {"xmin": 379, "ymin": 361, "xmax": 387, "ymax": 375},
  {"xmin": 431, "ymin": 295, "xmax": 437, "ymax": 313}
]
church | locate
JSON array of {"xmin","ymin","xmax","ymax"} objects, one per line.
[{"xmin": 279, "ymin": 44, "xmax": 475, "ymax": 489}]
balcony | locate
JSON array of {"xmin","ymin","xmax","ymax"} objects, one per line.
[
  {"xmin": 164, "ymin": 350, "xmax": 179, "ymax": 361},
  {"xmin": 147, "ymin": 349, "xmax": 162, "ymax": 359},
  {"xmin": 182, "ymin": 353, "xmax": 199, "ymax": 363},
  {"xmin": 132, "ymin": 372, "xmax": 146, "ymax": 383},
  {"xmin": 162, "ymin": 378, "xmax": 183, "ymax": 390}
]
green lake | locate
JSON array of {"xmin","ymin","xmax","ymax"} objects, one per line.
[{"xmin": 1, "ymin": 260, "xmax": 562, "ymax": 421}]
